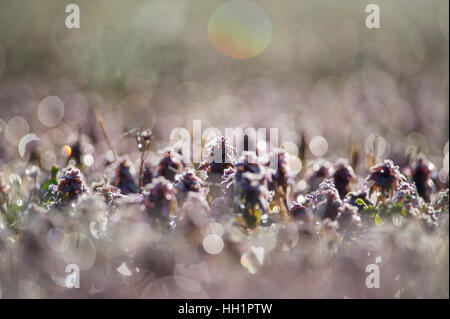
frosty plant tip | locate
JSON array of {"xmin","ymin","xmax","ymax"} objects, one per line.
[{"xmin": 169, "ymin": 120, "xmax": 281, "ymax": 169}]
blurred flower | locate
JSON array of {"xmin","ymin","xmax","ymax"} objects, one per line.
[
  {"xmin": 336, "ymin": 203, "xmax": 361, "ymax": 231},
  {"xmin": 331, "ymin": 159, "xmax": 355, "ymax": 199},
  {"xmin": 234, "ymin": 152, "xmax": 264, "ymax": 184},
  {"xmin": 154, "ymin": 151, "xmax": 184, "ymax": 182},
  {"xmin": 264, "ymin": 151, "xmax": 293, "ymax": 192},
  {"xmin": 233, "ymin": 152, "xmax": 270, "ymax": 229},
  {"xmin": 289, "ymin": 202, "xmax": 313, "ymax": 223},
  {"xmin": 175, "ymin": 169, "xmax": 205, "ymax": 193},
  {"xmin": 198, "ymin": 136, "xmax": 236, "ymax": 175},
  {"xmin": 141, "ymin": 177, "xmax": 177, "ymax": 223},
  {"xmin": 367, "ymin": 160, "xmax": 405, "ymax": 198},
  {"xmin": 393, "ymin": 182, "xmax": 421, "ymax": 211},
  {"xmin": 409, "ymin": 155, "xmax": 435, "ymax": 202},
  {"xmin": 307, "ymin": 179, "xmax": 342, "ymax": 220},
  {"xmin": 305, "ymin": 159, "xmax": 331, "ymax": 192},
  {"xmin": 112, "ymin": 160, "xmax": 138, "ymax": 195}
]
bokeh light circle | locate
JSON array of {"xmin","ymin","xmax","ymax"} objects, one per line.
[
  {"xmin": 203, "ymin": 234, "xmax": 224, "ymax": 255},
  {"xmin": 4, "ymin": 116, "xmax": 30, "ymax": 146},
  {"xmin": 309, "ymin": 136, "xmax": 328, "ymax": 157},
  {"xmin": 61, "ymin": 232, "xmax": 96, "ymax": 270},
  {"xmin": 40, "ymin": 150, "xmax": 57, "ymax": 171},
  {"xmin": 208, "ymin": 0, "xmax": 272, "ymax": 59},
  {"xmin": 47, "ymin": 227, "xmax": 68, "ymax": 253},
  {"xmin": 286, "ymin": 155, "xmax": 302, "ymax": 175},
  {"xmin": 37, "ymin": 96, "xmax": 65, "ymax": 127}
]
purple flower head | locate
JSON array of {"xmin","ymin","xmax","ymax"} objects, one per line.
[
  {"xmin": 198, "ymin": 136, "xmax": 236, "ymax": 174},
  {"xmin": 308, "ymin": 179, "xmax": 342, "ymax": 220},
  {"xmin": 154, "ymin": 151, "xmax": 184, "ymax": 182},
  {"xmin": 265, "ymin": 151, "xmax": 294, "ymax": 192},
  {"xmin": 112, "ymin": 160, "xmax": 138, "ymax": 195},
  {"xmin": 141, "ymin": 177, "xmax": 177, "ymax": 220},
  {"xmin": 175, "ymin": 169, "xmax": 205, "ymax": 193},
  {"xmin": 331, "ymin": 159, "xmax": 356, "ymax": 199},
  {"xmin": 289, "ymin": 202, "xmax": 312, "ymax": 223},
  {"xmin": 410, "ymin": 155, "xmax": 435, "ymax": 202},
  {"xmin": 55, "ymin": 166, "xmax": 87, "ymax": 204},
  {"xmin": 367, "ymin": 159, "xmax": 405, "ymax": 197},
  {"xmin": 235, "ymin": 151, "xmax": 264, "ymax": 185},
  {"xmin": 392, "ymin": 182, "xmax": 423, "ymax": 217},
  {"xmin": 305, "ymin": 160, "xmax": 331, "ymax": 192},
  {"xmin": 233, "ymin": 154, "xmax": 271, "ymax": 228}
]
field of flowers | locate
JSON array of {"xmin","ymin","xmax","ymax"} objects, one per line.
[{"xmin": 0, "ymin": 0, "xmax": 448, "ymax": 299}]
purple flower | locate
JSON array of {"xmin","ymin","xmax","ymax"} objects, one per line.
[
  {"xmin": 410, "ymin": 155, "xmax": 435, "ymax": 202},
  {"xmin": 307, "ymin": 179, "xmax": 342, "ymax": 220},
  {"xmin": 154, "ymin": 151, "xmax": 183, "ymax": 182},
  {"xmin": 113, "ymin": 160, "xmax": 138, "ymax": 195},
  {"xmin": 141, "ymin": 177, "xmax": 177, "ymax": 221},
  {"xmin": 331, "ymin": 159, "xmax": 356, "ymax": 199},
  {"xmin": 198, "ymin": 136, "xmax": 236, "ymax": 175},
  {"xmin": 289, "ymin": 202, "xmax": 312, "ymax": 223},
  {"xmin": 231, "ymin": 152, "xmax": 271, "ymax": 228},
  {"xmin": 264, "ymin": 151, "xmax": 294, "ymax": 193},
  {"xmin": 367, "ymin": 160, "xmax": 405, "ymax": 197},
  {"xmin": 175, "ymin": 169, "xmax": 205, "ymax": 193},
  {"xmin": 305, "ymin": 160, "xmax": 331, "ymax": 192},
  {"xmin": 55, "ymin": 166, "xmax": 87, "ymax": 204}
]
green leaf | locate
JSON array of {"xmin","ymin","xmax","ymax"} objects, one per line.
[{"xmin": 51, "ymin": 166, "xmax": 59, "ymax": 179}]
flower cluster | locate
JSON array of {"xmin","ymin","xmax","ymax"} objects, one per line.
[
  {"xmin": 175, "ymin": 169, "xmax": 205, "ymax": 194},
  {"xmin": 409, "ymin": 155, "xmax": 435, "ymax": 202},
  {"xmin": 232, "ymin": 152, "xmax": 271, "ymax": 229},
  {"xmin": 367, "ymin": 160, "xmax": 405, "ymax": 198},
  {"xmin": 306, "ymin": 179, "xmax": 342, "ymax": 220},
  {"xmin": 331, "ymin": 159, "xmax": 355, "ymax": 199},
  {"xmin": 198, "ymin": 136, "xmax": 236, "ymax": 175},
  {"xmin": 54, "ymin": 166, "xmax": 87, "ymax": 205},
  {"xmin": 141, "ymin": 176, "xmax": 177, "ymax": 223},
  {"xmin": 154, "ymin": 151, "xmax": 184, "ymax": 182},
  {"xmin": 0, "ymin": 132, "xmax": 448, "ymax": 299},
  {"xmin": 112, "ymin": 160, "xmax": 138, "ymax": 195}
]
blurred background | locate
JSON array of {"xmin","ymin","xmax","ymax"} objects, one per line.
[
  {"xmin": 0, "ymin": 0, "xmax": 448, "ymax": 177},
  {"xmin": 0, "ymin": 0, "xmax": 448, "ymax": 300}
]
